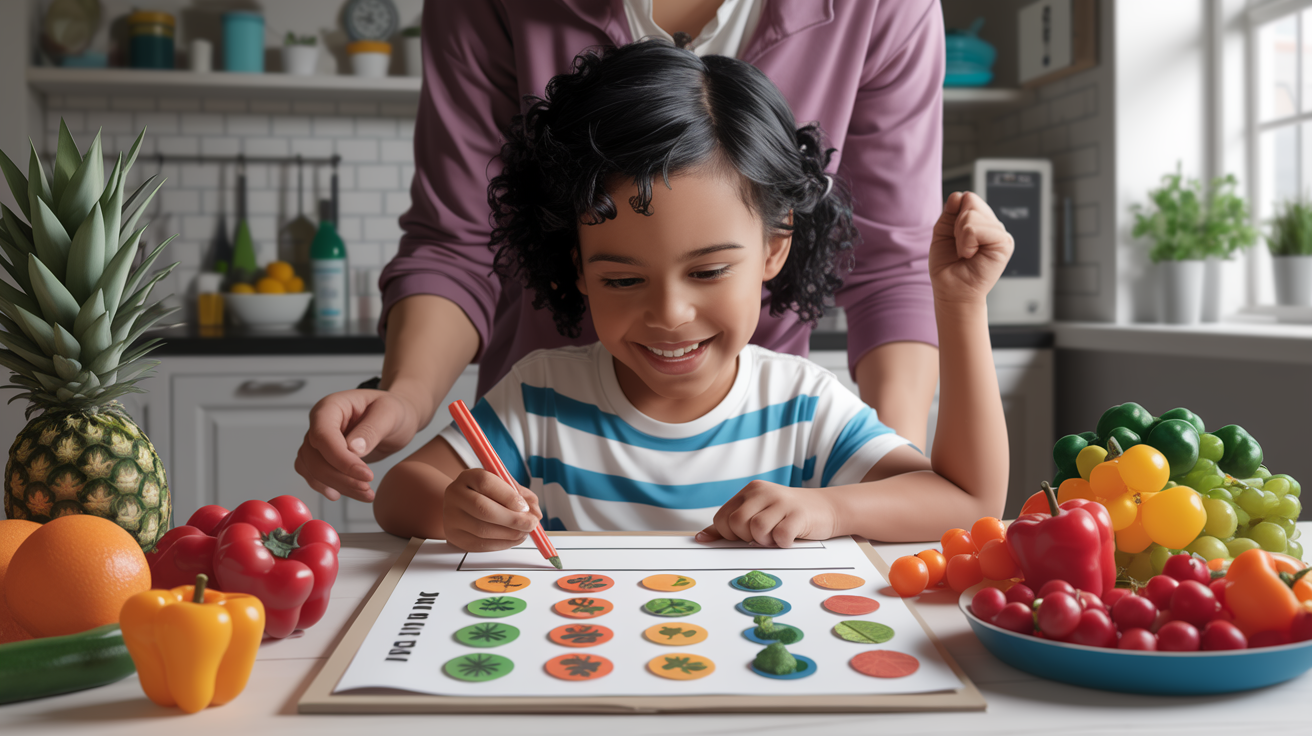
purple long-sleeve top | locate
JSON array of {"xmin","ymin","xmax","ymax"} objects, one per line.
[{"xmin": 381, "ymin": 0, "xmax": 944, "ymax": 398}]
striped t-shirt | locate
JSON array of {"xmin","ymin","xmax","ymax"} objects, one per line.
[{"xmin": 438, "ymin": 342, "xmax": 910, "ymax": 531}]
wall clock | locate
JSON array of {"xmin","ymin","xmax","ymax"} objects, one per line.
[{"xmin": 343, "ymin": 0, "xmax": 399, "ymax": 41}]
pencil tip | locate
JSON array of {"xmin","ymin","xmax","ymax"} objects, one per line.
[{"xmin": 549, "ymin": 556, "xmax": 563, "ymax": 570}]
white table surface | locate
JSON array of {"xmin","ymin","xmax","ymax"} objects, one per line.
[{"xmin": 5, "ymin": 526, "xmax": 1310, "ymax": 736}]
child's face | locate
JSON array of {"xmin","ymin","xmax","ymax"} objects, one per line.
[{"xmin": 576, "ymin": 168, "xmax": 791, "ymax": 421}]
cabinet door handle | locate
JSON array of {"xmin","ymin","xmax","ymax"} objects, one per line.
[{"xmin": 236, "ymin": 379, "xmax": 307, "ymax": 396}]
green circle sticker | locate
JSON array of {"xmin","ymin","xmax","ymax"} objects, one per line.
[
  {"xmin": 466, "ymin": 596, "xmax": 527, "ymax": 618},
  {"xmin": 643, "ymin": 598, "xmax": 702, "ymax": 617},
  {"xmin": 454, "ymin": 622, "xmax": 520, "ymax": 647},
  {"xmin": 833, "ymin": 620, "xmax": 894, "ymax": 644},
  {"xmin": 443, "ymin": 653, "xmax": 514, "ymax": 682}
]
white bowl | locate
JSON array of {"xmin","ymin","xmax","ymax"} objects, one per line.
[{"xmin": 224, "ymin": 292, "xmax": 312, "ymax": 329}]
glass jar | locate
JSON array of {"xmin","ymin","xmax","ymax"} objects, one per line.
[
  {"xmin": 222, "ymin": 12, "xmax": 265, "ymax": 73},
  {"xmin": 128, "ymin": 11, "xmax": 175, "ymax": 69}
]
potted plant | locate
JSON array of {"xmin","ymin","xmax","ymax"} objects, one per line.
[
  {"xmin": 1200, "ymin": 173, "xmax": 1257, "ymax": 321},
  {"xmin": 1268, "ymin": 199, "xmax": 1312, "ymax": 306},
  {"xmin": 402, "ymin": 25, "xmax": 422, "ymax": 77},
  {"xmin": 282, "ymin": 32, "xmax": 318, "ymax": 76}
]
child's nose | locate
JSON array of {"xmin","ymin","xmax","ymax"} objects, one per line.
[{"xmin": 643, "ymin": 281, "xmax": 696, "ymax": 329}]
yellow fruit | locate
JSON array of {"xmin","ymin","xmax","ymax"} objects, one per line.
[
  {"xmin": 255, "ymin": 277, "xmax": 287, "ymax": 294},
  {"xmin": 266, "ymin": 261, "xmax": 295, "ymax": 283},
  {"xmin": 229, "ymin": 282, "xmax": 256, "ymax": 294},
  {"xmin": 284, "ymin": 276, "xmax": 305, "ymax": 293}
]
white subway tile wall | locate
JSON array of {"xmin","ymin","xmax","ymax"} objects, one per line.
[{"xmin": 44, "ymin": 96, "xmax": 418, "ymax": 318}]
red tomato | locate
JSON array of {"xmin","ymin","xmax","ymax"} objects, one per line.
[
  {"xmin": 1200, "ymin": 620, "xmax": 1247, "ymax": 650},
  {"xmin": 970, "ymin": 587, "xmax": 1007, "ymax": 622},
  {"xmin": 888, "ymin": 555, "xmax": 929, "ymax": 597},
  {"xmin": 1118, "ymin": 628, "xmax": 1157, "ymax": 650},
  {"xmin": 1067, "ymin": 608, "xmax": 1117, "ymax": 648},
  {"xmin": 993, "ymin": 601, "xmax": 1035, "ymax": 633},
  {"xmin": 1157, "ymin": 620, "xmax": 1201, "ymax": 651},
  {"xmin": 1037, "ymin": 579, "xmax": 1076, "ymax": 599},
  {"xmin": 977, "ymin": 538, "xmax": 1019, "ymax": 580},
  {"xmin": 1005, "ymin": 583, "xmax": 1035, "ymax": 607},
  {"xmin": 1112, "ymin": 593, "xmax": 1157, "ymax": 631}
]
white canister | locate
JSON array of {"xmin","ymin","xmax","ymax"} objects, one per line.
[
  {"xmin": 189, "ymin": 38, "xmax": 212, "ymax": 72},
  {"xmin": 1273, "ymin": 254, "xmax": 1312, "ymax": 306},
  {"xmin": 1159, "ymin": 259, "xmax": 1205, "ymax": 325},
  {"xmin": 404, "ymin": 33, "xmax": 422, "ymax": 77},
  {"xmin": 282, "ymin": 44, "xmax": 319, "ymax": 76},
  {"xmin": 348, "ymin": 40, "xmax": 391, "ymax": 78}
]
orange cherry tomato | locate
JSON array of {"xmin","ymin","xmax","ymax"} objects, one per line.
[
  {"xmin": 942, "ymin": 530, "xmax": 976, "ymax": 560},
  {"xmin": 976, "ymin": 538, "xmax": 1019, "ymax": 580},
  {"xmin": 945, "ymin": 553, "xmax": 984, "ymax": 592},
  {"xmin": 1057, "ymin": 478, "xmax": 1097, "ymax": 505},
  {"xmin": 1115, "ymin": 513, "xmax": 1153, "ymax": 554},
  {"xmin": 916, "ymin": 549, "xmax": 947, "ymax": 588},
  {"xmin": 1101, "ymin": 492, "xmax": 1138, "ymax": 531},
  {"xmin": 970, "ymin": 517, "xmax": 1007, "ymax": 547},
  {"xmin": 888, "ymin": 555, "xmax": 929, "ymax": 597},
  {"xmin": 1089, "ymin": 461, "xmax": 1128, "ymax": 501},
  {"xmin": 1019, "ymin": 490, "xmax": 1050, "ymax": 517},
  {"xmin": 939, "ymin": 528, "xmax": 968, "ymax": 549}
]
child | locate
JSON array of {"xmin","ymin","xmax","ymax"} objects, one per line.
[{"xmin": 373, "ymin": 40, "xmax": 1011, "ymax": 548}]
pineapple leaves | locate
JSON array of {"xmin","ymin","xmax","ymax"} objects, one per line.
[
  {"xmin": 121, "ymin": 338, "xmax": 163, "ymax": 366},
  {"xmin": 53, "ymin": 354, "xmax": 82, "ymax": 381},
  {"xmin": 125, "ymin": 304, "xmax": 180, "ymax": 347},
  {"xmin": 0, "ymin": 147, "xmax": 28, "ymax": 220},
  {"xmin": 0, "ymin": 329, "xmax": 55, "ymax": 374},
  {"xmin": 120, "ymin": 176, "xmax": 164, "ymax": 249},
  {"xmin": 115, "ymin": 265, "xmax": 178, "ymax": 336},
  {"xmin": 52, "ymin": 121, "xmax": 80, "ymax": 204},
  {"xmin": 57, "ymin": 130, "xmax": 104, "ymax": 235},
  {"xmin": 100, "ymin": 153, "xmax": 124, "ymax": 267},
  {"xmin": 32, "ymin": 371, "xmax": 62, "ymax": 394},
  {"xmin": 53, "ymin": 323, "xmax": 80, "ymax": 361},
  {"xmin": 28, "ymin": 145, "xmax": 53, "ymax": 215},
  {"xmin": 12, "ymin": 305, "xmax": 56, "ymax": 356},
  {"xmin": 73, "ymin": 289, "xmax": 106, "ymax": 339},
  {"xmin": 80, "ymin": 312, "xmax": 112, "ymax": 358},
  {"xmin": 0, "ymin": 278, "xmax": 40, "ymax": 322},
  {"xmin": 30, "ymin": 196, "xmax": 71, "ymax": 280},
  {"xmin": 28, "ymin": 254, "xmax": 81, "ymax": 331},
  {"xmin": 0, "ymin": 203, "xmax": 35, "ymax": 257},
  {"xmin": 66, "ymin": 201, "xmax": 106, "ymax": 302},
  {"xmin": 0, "ymin": 349, "xmax": 41, "ymax": 379},
  {"xmin": 95, "ymin": 225, "xmax": 145, "ymax": 323},
  {"xmin": 120, "ymin": 129, "xmax": 146, "ymax": 184},
  {"xmin": 87, "ymin": 340, "xmax": 126, "ymax": 376},
  {"xmin": 120, "ymin": 236, "xmax": 177, "ymax": 311}
]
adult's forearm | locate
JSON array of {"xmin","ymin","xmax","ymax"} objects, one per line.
[
  {"xmin": 853, "ymin": 341, "xmax": 939, "ymax": 450},
  {"xmin": 379, "ymin": 294, "xmax": 482, "ymax": 432},
  {"xmin": 819, "ymin": 471, "xmax": 997, "ymax": 543}
]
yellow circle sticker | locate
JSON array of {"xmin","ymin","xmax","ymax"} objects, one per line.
[
  {"xmin": 811, "ymin": 573, "xmax": 865, "ymax": 590},
  {"xmin": 474, "ymin": 574, "xmax": 532, "ymax": 593},
  {"xmin": 647, "ymin": 653, "xmax": 715, "ymax": 680},
  {"xmin": 642, "ymin": 574, "xmax": 697, "ymax": 592},
  {"xmin": 643, "ymin": 622, "xmax": 709, "ymax": 646}
]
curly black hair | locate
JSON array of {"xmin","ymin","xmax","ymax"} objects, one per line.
[{"xmin": 488, "ymin": 39, "xmax": 857, "ymax": 338}]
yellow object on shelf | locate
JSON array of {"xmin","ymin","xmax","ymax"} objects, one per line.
[
  {"xmin": 285, "ymin": 276, "xmax": 305, "ymax": 293},
  {"xmin": 255, "ymin": 277, "xmax": 286, "ymax": 294},
  {"xmin": 266, "ymin": 261, "xmax": 295, "ymax": 283},
  {"xmin": 346, "ymin": 40, "xmax": 392, "ymax": 55},
  {"xmin": 229, "ymin": 282, "xmax": 255, "ymax": 294}
]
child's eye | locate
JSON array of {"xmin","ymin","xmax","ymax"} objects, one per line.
[
  {"xmin": 691, "ymin": 266, "xmax": 730, "ymax": 280},
  {"xmin": 601, "ymin": 277, "xmax": 643, "ymax": 288}
]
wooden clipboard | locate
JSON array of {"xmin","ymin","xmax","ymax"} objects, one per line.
[{"xmin": 298, "ymin": 532, "xmax": 986, "ymax": 714}]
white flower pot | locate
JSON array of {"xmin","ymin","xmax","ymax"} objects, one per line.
[
  {"xmin": 404, "ymin": 35, "xmax": 422, "ymax": 77},
  {"xmin": 1200, "ymin": 256, "xmax": 1222, "ymax": 322},
  {"xmin": 282, "ymin": 45, "xmax": 318, "ymax": 76},
  {"xmin": 1159, "ymin": 260, "xmax": 1204, "ymax": 325},
  {"xmin": 1273, "ymin": 254, "xmax": 1312, "ymax": 306},
  {"xmin": 350, "ymin": 52, "xmax": 390, "ymax": 78}
]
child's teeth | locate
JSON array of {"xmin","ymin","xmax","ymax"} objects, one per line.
[{"xmin": 648, "ymin": 342, "xmax": 699, "ymax": 358}]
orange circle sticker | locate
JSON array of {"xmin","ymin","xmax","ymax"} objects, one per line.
[
  {"xmin": 553, "ymin": 597, "xmax": 615, "ymax": 618},
  {"xmin": 642, "ymin": 574, "xmax": 697, "ymax": 591},
  {"xmin": 474, "ymin": 574, "xmax": 532, "ymax": 593},
  {"xmin": 545, "ymin": 653, "xmax": 614, "ymax": 681},
  {"xmin": 647, "ymin": 653, "xmax": 715, "ymax": 680},
  {"xmin": 556, "ymin": 574, "xmax": 615, "ymax": 593},
  {"xmin": 811, "ymin": 573, "xmax": 865, "ymax": 590},
  {"xmin": 643, "ymin": 622, "xmax": 709, "ymax": 646},
  {"xmin": 548, "ymin": 623, "xmax": 614, "ymax": 647}
]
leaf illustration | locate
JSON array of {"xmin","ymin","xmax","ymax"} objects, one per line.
[
  {"xmin": 833, "ymin": 620, "xmax": 894, "ymax": 644},
  {"xmin": 672, "ymin": 576, "xmax": 691, "ymax": 587},
  {"xmin": 480, "ymin": 596, "xmax": 517, "ymax": 612},
  {"xmin": 567, "ymin": 575, "xmax": 609, "ymax": 590},
  {"xmin": 561, "ymin": 625, "xmax": 603, "ymax": 643},
  {"xmin": 467, "ymin": 624, "xmax": 508, "ymax": 643},
  {"xmin": 456, "ymin": 655, "xmax": 502, "ymax": 677},
  {"xmin": 662, "ymin": 656, "xmax": 707, "ymax": 674},
  {"xmin": 561, "ymin": 655, "xmax": 603, "ymax": 678},
  {"xmin": 646, "ymin": 598, "xmax": 699, "ymax": 616},
  {"xmin": 658, "ymin": 626, "xmax": 696, "ymax": 640},
  {"xmin": 567, "ymin": 597, "xmax": 605, "ymax": 615}
]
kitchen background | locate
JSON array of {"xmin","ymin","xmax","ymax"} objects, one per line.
[{"xmin": 1, "ymin": 0, "xmax": 1308, "ymax": 535}]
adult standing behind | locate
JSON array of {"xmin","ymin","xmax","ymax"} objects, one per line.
[{"xmin": 295, "ymin": 0, "xmax": 945, "ymax": 503}]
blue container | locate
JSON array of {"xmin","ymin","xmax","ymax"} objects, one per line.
[
  {"xmin": 223, "ymin": 12, "xmax": 265, "ymax": 73},
  {"xmin": 129, "ymin": 11, "xmax": 175, "ymax": 69},
  {"xmin": 944, "ymin": 18, "xmax": 996, "ymax": 88}
]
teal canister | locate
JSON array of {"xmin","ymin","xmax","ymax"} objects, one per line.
[
  {"xmin": 128, "ymin": 11, "xmax": 175, "ymax": 69},
  {"xmin": 223, "ymin": 11, "xmax": 265, "ymax": 72}
]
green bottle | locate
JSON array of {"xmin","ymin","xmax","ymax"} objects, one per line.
[{"xmin": 310, "ymin": 200, "xmax": 348, "ymax": 328}]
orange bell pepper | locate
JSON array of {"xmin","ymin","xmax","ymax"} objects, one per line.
[
  {"xmin": 119, "ymin": 574, "xmax": 264, "ymax": 713},
  {"xmin": 1224, "ymin": 549, "xmax": 1301, "ymax": 637}
]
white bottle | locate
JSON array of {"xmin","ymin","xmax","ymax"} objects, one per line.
[{"xmin": 310, "ymin": 200, "xmax": 348, "ymax": 329}]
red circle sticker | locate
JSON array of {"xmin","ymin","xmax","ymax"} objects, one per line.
[
  {"xmin": 850, "ymin": 650, "xmax": 920, "ymax": 678},
  {"xmin": 547, "ymin": 623, "xmax": 614, "ymax": 647},
  {"xmin": 545, "ymin": 653, "xmax": 614, "ymax": 681},
  {"xmin": 553, "ymin": 597, "xmax": 615, "ymax": 618},
  {"xmin": 556, "ymin": 574, "xmax": 615, "ymax": 593},
  {"xmin": 822, "ymin": 595, "xmax": 881, "ymax": 616}
]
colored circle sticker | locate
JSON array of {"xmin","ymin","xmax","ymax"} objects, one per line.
[
  {"xmin": 811, "ymin": 573, "xmax": 865, "ymax": 590},
  {"xmin": 644, "ymin": 622, "xmax": 709, "ymax": 646},
  {"xmin": 751, "ymin": 654, "xmax": 818, "ymax": 680},
  {"xmin": 735, "ymin": 596, "xmax": 791, "ymax": 616},
  {"xmin": 548, "ymin": 623, "xmax": 614, "ymax": 647},
  {"xmin": 454, "ymin": 622, "xmax": 520, "ymax": 648},
  {"xmin": 473, "ymin": 573, "xmax": 532, "ymax": 593},
  {"xmin": 833, "ymin": 620, "xmax": 894, "ymax": 644},
  {"xmin": 545, "ymin": 653, "xmax": 614, "ymax": 681},
  {"xmin": 742, "ymin": 624, "xmax": 804, "ymax": 645},
  {"xmin": 556, "ymin": 573, "xmax": 615, "ymax": 593},
  {"xmin": 643, "ymin": 598, "xmax": 702, "ymax": 617},
  {"xmin": 647, "ymin": 653, "xmax": 715, "ymax": 680},
  {"xmin": 851, "ymin": 650, "xmax": 920, "ymax": 678},
  {"xmin": 729, "ymin": 572, "xmax": 782, "ymax": 592},
  {"xmin": 467, "ymin": 596, "xmax": 527, "ymax": 618},
  {"xmin": 642, "ymin": 574, "xmax": 697, "ymax": 591},
  {"xmin": 822, "ymin": 595, "xmax": 880, "ymax": 616},
  {"xmin": 444, "ymin": 653, "xmax": 514, "ymax": 682},
  {"xmin": 553, "ymin": 597, "xmax": 615, "ymax": 618}
]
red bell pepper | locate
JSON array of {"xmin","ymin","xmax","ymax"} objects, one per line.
[
  {"xmin": 1006, "ymin": 482, "xmax": 1116, "ymax": 598},
  {"xmin": 146, "ymin": 525, "xmax": 217, "ymax": 589}
]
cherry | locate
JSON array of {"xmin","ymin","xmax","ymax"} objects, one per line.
[
  {"xmin": 971, "ymin": 587, "xmax": 1007, "ymax": 623},
  {"xmin": 1037, "ymin": 580, "xmax": 1076, "ymax": 599},
  {"xmin": 1036, "ymin": 591, "xmax": 1082, "ymax": 640},
  {"xmin": 993, "ymin": 601, "xmax": 1036, "ymax": 634},
  {"xmin": 1144, "ymin": 575, "xmax": 1179, "ymax": 610},
  {"xmin": 1005, "ymin": 583, "xmax": 1035, "ymax": 608},
  {"xmin": 1112, "ymin": 593, "xmax": 1157, "ymax": 632},
  {"xmin": 1067, "ymin": 608, "xmax": 1117, "ymax": 648},
  {"xmin": 1170, "ymin": 580, "xmax": 1220, "ymax": 627},
  {"xmin": 1200, "ymin": 620, "xmax": 1247, "ymax": 650},
  {"xmin": 1157, "ymin": 620, "xmax": 1201, "ymax": 651},
  {"xmin": 1101, "ymin": 587, "xmax": 1133, "ymax": 609},
  {"xmin": 1162, "ymin": 553, "xmax": 1210, "ymax": 586},
  {"xmin": 1117, "ymin": 628, "xmax": 1157, "ymax": 650}
]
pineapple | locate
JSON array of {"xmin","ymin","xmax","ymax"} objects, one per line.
[{"xmin": 0, "ymin": 120, "xmax": 178, "ymax": 549}]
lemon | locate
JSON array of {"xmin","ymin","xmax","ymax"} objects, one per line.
[
  {"xmin": 1077, "ymin": 444, "xmax": 1109, "ymax": 480},
  {"xmin": 284, "ymin": 276, "xmax": 305, "ymax": 293},
  {"xmin": 266, "ymin": 261, "xmax": 295, "ymax": 283},
  {"xmin": 255, "ymin": 277, "xmax": 287, "ymax": 294},
  {"xmin": 229, "ymin": 282, "xmax": 256, "ymax": 294}
]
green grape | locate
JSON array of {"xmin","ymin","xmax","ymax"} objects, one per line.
[
  {"xmin": 1127, "ymin": 551, "xmax": 1155, "ymax": 583},
  {"xmin": 1225, "ymin": 537, "xmax": 1261, "ymax": 557},
  {"xmin": 1114, "ymin": 550, "xmax": 1134, "ymax": 569},
  {"xmin": 1277, "ymin": 495, "xmax": 1302, "ymax": 520},
  {"xmin": 1268, "ymin": 474, "xmax": 1303, "ymax": 498},
  {"xmin": 1241, "ymin": 477, "xmax": 1266, "ymax": 490},
  {"xmin": 1265, "ymin": 478, "xmax": 1291, "ymax": 498},
  {"xmin": 1180, "ymin": 459, "xmax": 1218, "ymax": 491},
  {"xmin": 1288, "ymin": 540, "xmax": 1305, "ymax": 560},
  {"xmin": 1185, "ymin": 535, "xmax": 1229, "ymax": 561},
  {"xmin": 1205, "ymin": 488, "xmax": 1235, "ymax": 503},
  {"xmin": 1274, "ymin": 517, "xmax": 1297, "ymax": 536},
  {"xmin": 1234, "ymin": 504, "xmax": 1251, "ymax": 526},
  {"xmin": 1292, "ymin": 527, "xmax": 1302, "ymax": 542},
  {"xmin": 1255, "ymin": 466, "xmax": 1273, "ymax": 480},
  {"xmin": 1250, "ymin": 521, "xmax": 1288, "ymax": 552},
  {"xmin": 1262, "ymin": 491, "xmax": 1280, "ymax": 513},
  {"xmin": 1198, "ymin": 433, "xmax": 1224, "ymax": 463},
  {"xmin": 1202, "ymin": 498, "xmax": 1239, "ymax": 539},
  {"xmin": 1149, "ymin": 545, "xmax": 1176, "ymax": 575},
  {"xmin": 1238, "ymin": 488, "xmax": 1268, "ymax": 516}
]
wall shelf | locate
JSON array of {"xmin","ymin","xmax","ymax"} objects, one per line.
[
  {"xmin": 27, "ymin": 67, "xmax": 421, "ymax": 106},
  {"xmin": 943, "ymin": 87, "xmax": 1030, "ymax": 108}
]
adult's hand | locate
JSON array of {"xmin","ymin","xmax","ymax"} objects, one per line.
[{"xmin": 295, "ymin": 388, "xmax": 422, "ymax": 502}]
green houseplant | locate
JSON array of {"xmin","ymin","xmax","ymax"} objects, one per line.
[
  {"xmin": 1268, "ymin": 199, "xmax": 1312, "ymax": 306},
  {"xmin": 282, "ymin": 31, "xmax": 319, "ymax": 76},
  {"xmin": 403, "ymin": 25, "xmax": 422, "ymax": 77}
]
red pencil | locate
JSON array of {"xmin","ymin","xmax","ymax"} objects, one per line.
[{"xmin": 449, "ymin": 400, "xmax": 563, "ymax": 569}]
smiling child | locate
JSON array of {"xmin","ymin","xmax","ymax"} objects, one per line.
[{"xmin": 372, "ymin": 39, "xmax": 1012, "ymax": 548}]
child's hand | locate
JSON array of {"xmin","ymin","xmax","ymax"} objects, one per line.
[
  {"xmin": 929, "ymin": 191, "xmax": 1015, "ymax": 304},
  {"xmin": 695, "ymin": 481, "xmax": 836, "ymax": 548},
  {"xmin": 442, "ymin": 469, "xmax": 543, "ymax": 552}
]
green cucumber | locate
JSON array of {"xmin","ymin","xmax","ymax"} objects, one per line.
[{"xmin": 0, "ymin": 623, "xmax": 136, "ymax": 704}]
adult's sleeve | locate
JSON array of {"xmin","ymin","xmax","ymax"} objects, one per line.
[
  {"xmin": 833, "ymin": 0, "xmax": 944, "ymax": 378},
  {"xmin": 378, "ymin": 0, "xmax": 520, "ymax": 360}
]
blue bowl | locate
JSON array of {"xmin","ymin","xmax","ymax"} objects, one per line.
[{"xmin": 959, "ymin": 590, "xmax": 1312, "ymax": 694}]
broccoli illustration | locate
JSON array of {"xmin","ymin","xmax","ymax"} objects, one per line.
[
  {"xmin": 752, "ymin": 616, "xmax": 800, "ymax": 644},
  {"xmin": 753, "ymin": 642, "xmax": 797, "ymax": 675},
  {"xmin": 743, "ymin": 596, "xmax": 784, "ymax": 615},
  {"xmin": 739, "ymin": 570, "xmax": 775, "ymax": 589}
]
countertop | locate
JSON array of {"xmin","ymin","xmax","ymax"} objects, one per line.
[{"xmin": 6, "ymin": 526, "xmax": 1309, "ymax": 735}]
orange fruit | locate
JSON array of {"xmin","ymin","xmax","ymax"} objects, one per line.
[
  {"xmin": 3, "ymin": 515, "xmax": 151, "ymax": 637},
  {"xmin": 229, "ymin": 282, "xmax": 256, "ymax": 294},
  {"xmin": 266, "ymin": 260, "xmax": 295, "ymax": 283},
  {"xmin": 0, "ymin": 519, "xmax": 41, "ymax": 643},
  {"xmin": 284, "ymin": 276, "xmax": 305, "ymax": 293},
  {"xmin": 255, "ymin": 277, "xmax": 287, "ymax": 294}
]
